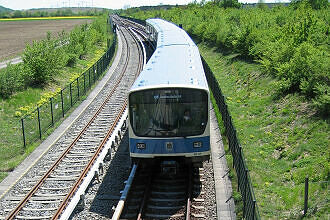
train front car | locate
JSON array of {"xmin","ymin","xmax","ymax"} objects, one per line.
[{"xmin": 128, "ymin": 19, "xmax": 210, "ymax": 167}]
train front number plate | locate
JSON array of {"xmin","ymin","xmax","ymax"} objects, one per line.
[{"xmin": 166, "ymin": 142, "xmax": 173, "ymax": 151}]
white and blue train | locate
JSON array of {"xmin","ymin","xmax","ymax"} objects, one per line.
[{"xmin": 128, "ymin": 18, "xmax": 210, "ymax": 166}]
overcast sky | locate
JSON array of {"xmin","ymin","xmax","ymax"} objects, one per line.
[{"xmin": 0, "ymin": 0, "xmax": 289, "ymax": 10}]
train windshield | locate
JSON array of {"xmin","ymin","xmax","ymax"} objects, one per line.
[{"xmin": 129, "ymin": 88, "xmax": 208, "ymax": 137}]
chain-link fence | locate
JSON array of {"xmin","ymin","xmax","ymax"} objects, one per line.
[
  {"xmin": 21, "ymin": 35, "xmax": 117, "ymax": 147},
  {"xmin": 202, "ymin": 56, "xmax": 260, "ymax": 219}
]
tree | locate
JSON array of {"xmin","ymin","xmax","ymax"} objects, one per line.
[
  {"xmin": 216, "ymin": 0, "xmax": 242, "ymax": 9},
  {"xmin": 13, "ymin": 10, "xmax": 23, "ymax": 18}
]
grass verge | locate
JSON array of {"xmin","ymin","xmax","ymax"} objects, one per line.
[{"xmin": 199, "ymin": 43, "xmax": 329, "ymax": 218}]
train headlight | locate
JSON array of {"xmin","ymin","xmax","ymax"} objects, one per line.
[
  {"xmin": 137, "ymin": 143, "xmax": 146, "ymax": 149},
  {"xmin": 193, "ymin": 141, "xmax": 203, "ymax": 148}
]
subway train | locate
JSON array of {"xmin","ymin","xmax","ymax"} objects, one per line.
[{"xmin": 128, "ymin": 18, "xmax": 210, "ymax": 168}]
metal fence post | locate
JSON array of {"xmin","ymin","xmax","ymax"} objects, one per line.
[
  {"xmin": 99, "ymin": 59, "xmax": 101, "ymax": 75},
  {"xmin": 50, "ymin": 97, "xmax": 54, "ymax": 127},
  {"xmin": 21, "ymin": 118, "xmax": 26, "ymax": 148},
  {"xmin": 89, "ymin": 69, "xmax": 91, "ymax": 88},
  {"xmin": 83, "ymin": 72, "xmax": 86, "ymax": 94},
  {"xmin": 70, "ymin": 83, "xmax": 73, "ymax": 107},
  {"xmin": 96, "ymin": 63, "xmax": 98, "ymax": 79},
  {"xmin": 77, "ymin": 78, "xmax": 80, "ymax": 99},
  {"xmin": 97, "ymin": 61, "xmax": 100, "ymax": 76},
  {"xmin": 93, "ymin": 65, "xmax": 96, "ymax": 83},
  {"xmin": 252, "ymin": 200, "xmax": 256, "ymax": 219},
  {"xmin": 243, "ymin": 169, "xmax": 248, "ymax": 218},
  {"xmin": 304, "ymin": 177, "xmax": 309, "ymax": 216},
  {"xmin": 37, "ymin": 107, "xmax": 42, "ymax": 139},
  {"xmin": 61, "ymin": 90, "xmax": 64, "ymax": 118}
]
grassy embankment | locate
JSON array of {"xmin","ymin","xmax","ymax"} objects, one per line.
[
  {"xmin": 122, "ymin": 2, "xmax": 329, "ymax": 218},
  {"xmin": 201, "ymin": 44, "xmax": 328, "ymax": 218},
  {"xmin": 0, "ymin": 15, "xmax": 114, "ymax": 182}
]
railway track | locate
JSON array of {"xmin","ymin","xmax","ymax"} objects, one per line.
[
  {"xmin": 0, "ymin": 16, "xmax": 145, "ymax": 220},
  {"xmin": 112, "ymin": 162, "xmax": 207, "ymax": 220}
]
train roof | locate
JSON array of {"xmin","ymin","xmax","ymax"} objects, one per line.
[
  {"xmin": 146, "ymin": 19, "xmax": 196, "ymax": 47},
  {"xmin": 130, "ymin": 19, "xmax": 208, "ymax": 93}
]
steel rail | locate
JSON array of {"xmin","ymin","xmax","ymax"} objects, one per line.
[
  {"xmin": 111, "ymin": 164, "xmax": 138, "ymax": 220},
  {"xmin": 136, "ymin": 174, "xmax": 152, "ymax": 220},
  {"xmin": 186, "ymin": 166, "xmax": 193, "ymax": 220},
  {"xmin": 6, "ymin": 22, "xmax": 134, "ymax": 220}
]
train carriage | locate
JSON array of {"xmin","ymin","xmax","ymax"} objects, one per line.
[{"xmin": 128, "ymin": 18, "xmax": 210, "ymax": 166}]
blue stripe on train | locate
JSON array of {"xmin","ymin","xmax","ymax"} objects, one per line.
[{"xmin": 129, "ymin": 136, "xmax": 210, "ymax": 155}]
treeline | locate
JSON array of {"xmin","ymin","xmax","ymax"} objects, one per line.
[
  {"xmin": 0, "ymin": 8, "xmax": 108, "ymax": 19},
  {"xmin": 0, "ymin": 15, "xmax": 109, "ymax": 98},
  {"xmin": 121, "ymin": 0, "xmax": 329, "ymax": 116}
]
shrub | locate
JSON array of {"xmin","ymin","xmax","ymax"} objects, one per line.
[
  {"xmin": 23, "ymin": 35, "xmax": 65, "ymax": 86},
  {"xmin": 65, "ymin": 53, "xmax": 78, "ymax": 67},
  {"xmin": 66, "ymin": 26, "xmax": 86, "ymax": 59},
  {"xmin": 0, "ymin": 63, "xmax": 24, "ymax": 98},
  {"xmin": 313, "ymin": 83, "xmax": 330, "ymax": 117}
]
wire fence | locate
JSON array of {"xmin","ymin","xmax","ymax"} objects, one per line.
[
  {"xmin": 21, "ymin": 35, "xmax": 117, "ymax": 147},
  {"xmin": 201, "ymin": 56, "xmax": 260, "ymax": 219}
]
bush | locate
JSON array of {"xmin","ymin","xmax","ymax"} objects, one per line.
[
  {"xmin": 65, "ymin": 53, "xmax": 78, "ymax": 67},
  {"xmin": 0, "ymin": 64, "xmax": 24, "ymax": 98},
  {"xmin": 66, "ymin": 26, "xmax": 86, "ymax": 59},
  {"xmin": 23, "ymin": 34, "xmax": 65, "ymax": 86},
  {"xmin": 313, "ymin": 83, "xmax": 330, "ymax": 116}
]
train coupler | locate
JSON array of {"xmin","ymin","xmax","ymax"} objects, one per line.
[{"xmin": 160, "ymin": 160, "xmax": 178, "ymax": 175}]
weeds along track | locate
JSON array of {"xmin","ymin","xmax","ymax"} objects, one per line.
[{"xmin": 0, "ymin": 16, "xmax": 145, "ymax": 220}]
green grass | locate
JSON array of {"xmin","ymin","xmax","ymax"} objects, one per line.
[
  {"xmin": 0, "ymin": 87, "xmax": 43, "ymax": 170},
  {"xmin": 199, "ymin": 43, "xmax": 329, "ymax": 218},
  {"xmin": 0, "ymin": 41, "xmax": 111, "ymax": 182}
]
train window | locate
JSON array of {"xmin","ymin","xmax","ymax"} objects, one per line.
[{"xmin": 129, "ymin": 88, "xmax": 208, "ymax": 137}]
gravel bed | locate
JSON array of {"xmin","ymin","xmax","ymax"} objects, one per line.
[
  {"xmin": 69, "ymin": 132, "xmax": 131, "ymax": 220},
  {"xmin": 200, "ymin": 159, "xmax": 217, "ymax": 219}
]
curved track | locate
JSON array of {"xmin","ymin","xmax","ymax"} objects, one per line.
[{"xmin": 0, "ymin": 16, "xmax": 145, "ymax": 220}]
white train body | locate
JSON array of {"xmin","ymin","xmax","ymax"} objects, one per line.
[{"xmin": 128, "ymin": 18, "xmax": 210, "ymax": 164}]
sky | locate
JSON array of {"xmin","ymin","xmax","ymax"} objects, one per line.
[{"xmin": 0, "ymin": 0, "xmax": 289, "ymax": 10}]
